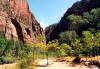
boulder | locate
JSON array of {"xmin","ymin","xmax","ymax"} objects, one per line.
[
  {"xmin": 38, "ymin": 59, "xmax": 53, "ymax": 66},
  {"xmin": 73, "ymin": 56, "xmax": 81, "ymax": 64}
]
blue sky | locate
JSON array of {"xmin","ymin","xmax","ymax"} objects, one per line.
[{"xmin": 28, "ymin": 0, "xmax": 80, "ymax": 29}]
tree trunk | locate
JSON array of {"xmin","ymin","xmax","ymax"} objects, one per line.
[
  {"xmin": 86, "ymin": 56, "xmax": 88, "ymax": 61},
  {"xmin": 90, "ymin": 51, "xmax": 93, "ymax": 61},
  {"xmin": 97, "ymin": 48, "xmax": 99, "ymax": 61},
  {"xmin": 46, "ymin": 52, "xmax": 48, "ymax": 65}
]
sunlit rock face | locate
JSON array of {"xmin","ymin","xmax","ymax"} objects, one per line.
[
  {"xmin": 0, "ymin": 0, "xmax": 46, "ymax": 44},
  {"xmin": 9, "ymin": 0, "xmax": 30, "ymax": 15}
]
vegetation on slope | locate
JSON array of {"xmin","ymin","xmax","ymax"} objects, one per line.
[{"xmin": 45, "ymin": 0, "xmax": 100, "ymax": 42}]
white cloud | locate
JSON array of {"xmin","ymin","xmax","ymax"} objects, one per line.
[
  {"xmin": 39, "ymin": 21, "xmax": 48, "ymax": 29},
  {"xmin": 37, "ymin": 17, "xmax": 48, "ymax": 29}
]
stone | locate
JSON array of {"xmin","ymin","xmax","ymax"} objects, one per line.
[{"xmin": 38, "ymin": 59, "xmax": 53, "ymax": 66}]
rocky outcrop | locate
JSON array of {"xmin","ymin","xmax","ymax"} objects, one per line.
[
  {"xmin": 0, "ymin": 0, "xmax": 45, "ymax": 44},
  {"xmin": 0, "ymin": 11, "xmax": 18, "ymax": 40}
]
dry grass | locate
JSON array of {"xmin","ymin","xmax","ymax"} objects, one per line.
[
  {"xmin": 64, "ymin": 56, "xmax": 100, "ymax": 62},
  {"xmin": 81, "ymin": 56, "xmax": 100, "ymax": 61},
  {"xmin": 64, "ymin": 57, "xmax": 75, "ymax": 62},
  {"xmin": 49, "ymin": 56, "xmax": 100, "ymax": 62}
]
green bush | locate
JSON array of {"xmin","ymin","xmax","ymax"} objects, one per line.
[
  {"xmin": 0, "ymin": 56, "xmax": 17, "ymax": 64},
  {"xmin": 37, "ymin": 34, "xmax": 43, "ymax": 41},
  {"xmin": 20, "ymin": 59, "xmax": 28, "ymax": 69},
  {"xmin": 19, "ymin": 45, "xmax": 34, "ymax": 69}
]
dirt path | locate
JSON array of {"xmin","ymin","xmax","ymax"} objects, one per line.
[{"xmin": 37, "ymin": 59, "xmax": 99, "ymax": 69}]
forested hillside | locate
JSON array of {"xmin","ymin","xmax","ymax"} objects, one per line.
[{"xmin": 45, "ymin": 0, "xmax": 100, "ymax": 43}]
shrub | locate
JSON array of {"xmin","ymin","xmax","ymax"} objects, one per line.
[{"xmin": 0, "ymin": 56, "xmax": 17, "ymax": 64}]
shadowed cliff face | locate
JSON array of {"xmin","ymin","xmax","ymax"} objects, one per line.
[
  {"xmin": 0, "ymin": 0, "xmax": 45, "ymax": 44},
  {"xmin": 45, "ymin": 0, "xmax": 100, "ymax": 42}
]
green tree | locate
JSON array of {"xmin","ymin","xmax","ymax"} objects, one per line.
[
  {"xmin": 15, "ymin": 41, "xmax": 23, "ymax": 57},
  {"xmin": 57, "ymin": 43, "xmax": 72, "ymax": 57},
  {"xmin": 0, "ymin": 31, "xmax": 7, "ymax": 57},
  {"xmin": 46, "ymin": 39, "xmax": 59, "ymax": 65},
  {"xmin": 93, "ymin": 32, "xmax": 100, "ymax": 60},
  {"xmin": 67, "ymin": 14, "xmax": 87, "ymax": 31},
  {"xmin": 59, "ymin": 31, "xmax": 78, "ymax": 44},
  {"xmin": 37, "ymin": 43, "xmax": 46, "ymax": 58},
  {"xmin": 2, "ymin": 39, "xmax": 16, "ymax": 56},
  {"xmin": 82, "ymin": 12, "xmax": 90, "ymax": 25},
  {"xmin": 83, "ymin": 8, "xmax": 100, "ymax": 30},
  {"xmin": 71, "ymin": 39, "xmax": 83, "ymax": 56},
  {"xmin": 82, "ymin": 31, "xmax": 94, "ymax": 57},
  {"xmin": 67, "ymin": 14, "xmax": 88, "ymax": 24}
]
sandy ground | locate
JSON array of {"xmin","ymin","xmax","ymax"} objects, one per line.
[
  {"xmin": 0, "ymin": 63, "xmax": 18, "ymax": 69},
  {"xmin": 37, "ymin": 59, "xmax": 99, "ymax": 69}
]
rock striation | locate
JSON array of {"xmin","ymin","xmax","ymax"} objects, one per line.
[{"xmin": 0, "ymin": 0, "xmax": 45, "ymax": 44}]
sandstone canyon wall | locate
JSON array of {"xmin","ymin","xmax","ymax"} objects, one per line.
[{"xmin": 0, "ymin": 0, "xmax": 45, "ymax": 44}]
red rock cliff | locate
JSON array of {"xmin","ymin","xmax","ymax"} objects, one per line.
[{"xmin": 0, "ymin": 0, "xmax": 45, "ymax": 44}]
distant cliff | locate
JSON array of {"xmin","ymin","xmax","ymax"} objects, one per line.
[
  {"xmin": 0, "ymin": 0, "xmax": 45, "ymax": 44},
  {"xmin": 45, "ymin": 0, "xmax": 100, "ymax": 42}
]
